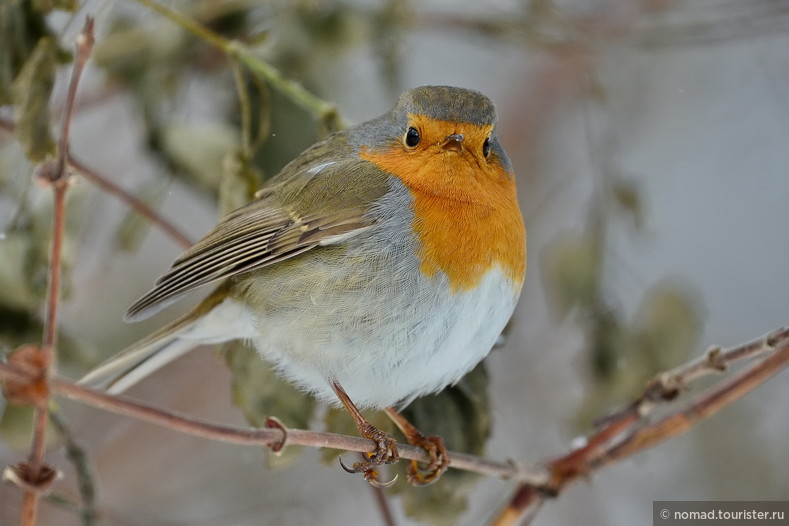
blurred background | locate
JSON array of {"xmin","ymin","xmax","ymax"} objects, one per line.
[{"xmin": 1, "ymin": 1, "xmax": 788, "ymax": 525}]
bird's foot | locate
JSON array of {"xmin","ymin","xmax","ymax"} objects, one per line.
[
  {"xmin": 339, "ymin": 421, "xmax": 399, "ymax": 488},
  {"xmin": 384, "ymin": 407, "xmax": 450, "ymax": 486},
  {"xmin": 404, "ymin": 432, "xmax": 449, "ymax": 486}
]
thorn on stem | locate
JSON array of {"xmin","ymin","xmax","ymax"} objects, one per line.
[
  {"xmin": 704, "ymin": 346, "xmax": 727, "ymax": 372},
  {"xmin": 3, "ymin": 462, "xmax": 61, "ymax": 495},
  {"xmin": 263, "ymin": 416, "xmax": 288, "ymax": 453},
  {"xmin": 76, "ymin": 17, "xmax": 96, "ymax": 53},
  {"xmin": 2, "ymin": 345, "xmax": 52, "ymax": 407},
  {"xmin": 764, "ymin": 327, "xmax": 787, "ymax": 349},
  {"xmin": 33, "ymin": 161, "xmax": 63, "ymax": 187}
]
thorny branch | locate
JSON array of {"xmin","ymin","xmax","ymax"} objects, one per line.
[
  {"xmin": 2, "ymin": 327, "xmax": 787, "ymax": 526},
  {"xmin": 4, "ymin": 18, "xmax": 96, "ymax": 526},
  {"xmin": 131, "ymin": 0, "xmax": 346, "ymax": 131},
  {"xmin": 490, "ymin": 327, "xmax": 789, "ymax": 526},
  {"xmin": 69, "ymin": 156, "xmax": 193, "ymax": 249},
  {"xmin": 0, "ymin": 118, "xmax": 193, "ymax": 250},
  {"xmin": 0, "ymin": 361, "xmax": 538, "ymax": 484},
  {"xmin": 1, "ymin": 8, "xmax": 788, "ymax": 526},
  {"xmin": 46, "ymin": 411, "xmax": 98, "ymax": 526}
]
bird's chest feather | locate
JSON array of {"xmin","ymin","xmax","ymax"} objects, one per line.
[
  {"xmin": 238, "ymin": 177, "xmax": 525, "ymax": 407},
  {"xmin": 360, "ymin": 145, "xmax": 526, "ymax": 294}
]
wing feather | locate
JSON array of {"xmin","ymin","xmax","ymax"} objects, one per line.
[{"xmin": 124, "ymin": 156, "xmax": 389, "ymax": 321}]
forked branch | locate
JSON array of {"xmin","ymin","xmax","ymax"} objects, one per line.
[
  {"xmin": 490, "ymin": 327, "xmax": 789, "ymax": 526},
  {"xmin": 2, "ymin": 326, "xmax": 787, "ymax": 526}
]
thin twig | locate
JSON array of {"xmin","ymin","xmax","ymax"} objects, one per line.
[
  {"xmin": 20, "ymin": 405, "xmax": 51, "ymax": 526},
  {"xmin": 1, "ymin": 330, "xmax": 787, "ymax": 525},
  {"xmin": 601, "ymin": 335, "xmax": 789, "ymax": 466},
  {"xmin": 19, "ymin": 19, "xmax": 96, "ymax": 526},
  {"xmin": 48, "ymin": 410, "xmax": 98, "ymax": 526},
  {"xmin": 0, "ymin": 118, "xmax": 193, "ymax": 250},
  {"xmin": 490, "ymin": 328, "xmax": 789, "ymax": 525},
  {"xmin": 68, "ymin": 156, "xmax": 193, "ymax": 248},
  {"xmin": 595, "ymin": 327, "xmax": 789, "ymax": 428},
  {"xmin": 54, "ymin": 19, "xmax": 94, "ymax": 181},
  {"xmin": 0, "ymin": 362, "xmax": 541, "ymax": 484},
  {"xmin": 369, "ymin": 484, "xmax": 398, "ymax": 526},
  {"xmin": 131, "ymin": 0, "xmax": 346, "ymax": 130},
  {"xmin": 656, "ymin": 327, "xmax": 789, "ymax": 385},
  {"xmin": 231, "ymin": 61, "xmax": 253, "ymax": 157}
]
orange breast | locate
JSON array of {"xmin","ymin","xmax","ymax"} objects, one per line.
[{"xmin": 360, "ymin": 130, "xmax": 526, "ymax": 293}]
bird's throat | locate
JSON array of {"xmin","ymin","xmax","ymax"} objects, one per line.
[{"xmin": 360, "ymin": 147, "xmax": 526, "ymax": 293}]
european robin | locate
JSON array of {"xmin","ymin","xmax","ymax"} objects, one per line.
[{"xmin": 80, "ymin": 85, "xmax": 526, "ymax": 486}]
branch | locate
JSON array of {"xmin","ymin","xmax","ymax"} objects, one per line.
[
  {"xmin": 8, "ymin": 18, "xmax": 96, "ymax": 526},
  {"xmin": 2, "ymin": 330, "xmax": 786, "ymax": 525},
  {"xmin": 131, "ymin": 0, "xmax": 347, "ymax": 130},
  {"xmin": 0, "ymin": 361, "xmax": 539, "ymax": 484},
  {"xmin": 47, "ymin": 411, "xmax": 98, "ymax": 526},
  {"xmin": 68, "ymin": 156, "xmax": 193, "ymax": 248},
  {"xmin": 490, "ymin": 327, "xmax": 789, "ymax": 525},
  {"xmin": 0, "ymin": 117, "xmax": 194, "ymax": 250}
]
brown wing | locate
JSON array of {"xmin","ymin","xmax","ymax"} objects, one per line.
[{"xmin": 124, "ymin": 157, "xmax": 388, "ymax": 321}]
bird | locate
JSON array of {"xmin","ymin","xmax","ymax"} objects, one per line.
[{"xmin": 80, "ymin": 85, "xmax": 526, "ymax": 486}]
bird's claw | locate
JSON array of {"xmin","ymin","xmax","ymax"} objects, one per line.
[
  {"xmin": 338, "ymin": 454, "xmax": 399, "ymax": 488},
  {"xmin": 367, "ymin": 471, "xmax": 398, "ymax": 488},
  {"xmin": 339, "ymin": 424, "xmax": 400, "ymax": 487},
  {"xmin": 405, "ymin": 434, "xmax": 449, "ymax": 486}
]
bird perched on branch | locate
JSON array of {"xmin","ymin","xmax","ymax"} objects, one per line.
[{"xmin": 80, "ymin": 85, "xmax": 527, "ymax": 486}]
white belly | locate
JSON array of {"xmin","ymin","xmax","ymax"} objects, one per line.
[
  {"xmin": 243, "ymin": 266, "xmax": 519, "ymax": 409},
  {"xmin": 235, "ymin": 180, "xmax": 523, "ymax": 409}
]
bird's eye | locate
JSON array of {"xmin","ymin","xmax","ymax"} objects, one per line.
[
  {"xmin": 483, "ymin": 137, "xmax": 491, "ymax": 158},
  {"xmin": 405, "ymin": 127, "xmax": 420, "ymax": 147}
]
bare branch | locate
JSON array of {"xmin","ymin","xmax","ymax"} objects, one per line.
[
  {"xmin": 48, "ymin": 411, "xmax": 98, "ymax": 525},
  {"xmin": 13, "ymin": 19, "xmax": 96, "ymax": 526},
  {"xmin": 594, "ymin": 327, "xmax": 789, "ymax": 428},
  {"xmin": 68, "ymin": 156, "xmax": 193, "ymax": 248},
  {"xmin": 0, "ymin": 362, "xmax": 540, "ymax": 484},
  {"xmin": 0, "ymin": 118, "xmax": 194, "ymax": 250},
  {"xmin": 601, "ymin": 332, "xmax": 789, "ymax": 465},
  {"xmin": 490, "ymin": 327, "xmax": 789, "ymax": 525},
  {"xmin": 2, "ymin": 331, "xmax": 787, "ymax": 525}
]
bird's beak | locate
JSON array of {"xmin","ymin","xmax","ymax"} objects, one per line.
[{"xmin": 441, "ymin": 133, "xmax": 464, "ymax": 152}]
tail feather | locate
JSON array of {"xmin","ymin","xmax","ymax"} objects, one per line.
[
  {"xmin": 78, "ymin": 317, "xmax": 198, "ymax": 394},
  {"xmin": 78, "ymin": 297, "xmax": 255, "ymax": 394}
]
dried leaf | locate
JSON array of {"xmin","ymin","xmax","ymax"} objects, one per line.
[
  {"xmin": 22, "ymin": 186, "xmax": 84, "ymax": 302},
  {"xmin": 161, "ymin": 123, "xmax": 239, "ymax": 191},
  {"xmin": 587, "ymin": 308, "xmax": 627, "ymax": 381},
  {"xmin": 0, "ymin": 1, "xmax": 54, "ymax": 105},
  {"xmin": 610, "ymin": 176, "xmax": 644, "ymax": 230},
  {"xmin": 631, "ymin": 281, "xmax": 701, "ymax": 371},
  {"xmin": 0, "ymin": 404, "xmax": 36, "ymax": 449},
  {"xmin": 11, "ymin": 36, "xmax": 57, "ymax": 161},
  {"xmin": 541, "ymin": 232, "xmax": 601, "ymax": 318},
  {"xmin": 32, "ymin": 0, "xmax": 77, "ymax": 14},
  {"xmin": 0, "ymin": 232, "xmax": 39, "ymax": 311},
  {"xmin": 114, "ymin": 179, "xmax": 170, "ymax": 251},
  {"xmin": 93, "ymin": 20, "xmax": 184, "ymax": 81},
  {"xmin": 219, "ymin": 150, "xmax": 261, "ymax": 216},
  {"xmin": 224, "ymin": 342, "xmax": 317, "ymax": 467},
  {"xmin": 576, "ymin": 283, "xmax": 701, "ymax": 424},
  {"xmin": 1, "ymin": 204, "xmax": 57, "ymax": 309},
  {"xmin": 320, "ymin": 364, "xmax": 492, "ymax": 525},
  {"xmin": 0, "ymin": 305, "xmax": 91, "ymax": 397},
  {"xmin": 402, "ymin": 363, "xmax": 491, "ymax": 456},
  {"xmin": 0, "ymin": 338, "xmax": 88, "ymax": 447},
  {"xmin": 399, "ymin": 469, "xmax": 481, "ymax": 526}
]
